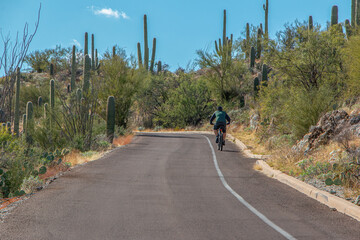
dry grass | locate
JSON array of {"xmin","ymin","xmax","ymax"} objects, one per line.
[
  {"xmin": 113, "ymin": 135, "xmax": 134, "ymax": 146},
  {"xmin": 229, "ymin": 126, "xmax": 270, "ymax": 155}
]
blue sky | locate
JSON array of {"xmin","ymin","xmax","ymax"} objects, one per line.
[{"xmin": 0, "ymin": 0, "xmax": 352, "ymax": 71}]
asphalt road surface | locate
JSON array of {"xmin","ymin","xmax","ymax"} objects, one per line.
[{"xmin": 1, "ymin": 133, "xmax": 360, "ymax": 240}]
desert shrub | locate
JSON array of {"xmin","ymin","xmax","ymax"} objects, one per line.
[
  {"xmin": 21, "ymin": 175, "xmax": 43, "ymax": 194},
  {"xmin": 155, "ymin": 78, "xmax": 214, "ymax": 128}
]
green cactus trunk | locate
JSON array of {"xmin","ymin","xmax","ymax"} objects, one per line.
[
  {"xmin": 254, "ymin": 77, "xmax": 260, "ymax": 97},
  {"xmin": 157, "ymin": 61, "xmax": 162, "ymax": 74},
  {"xmin": 50, "ymin": 63, "xmax": 54, "ymax": 76},
  {"xmin": 83, "ymin": 54, "xmax": 91, "ymax": 95},
  {"xmin": 331, "ymin": 6, "xmax": 338, "ymax": 26},
  {"xmin": 352, "ymin": 0, "xmax": 356, "ymax": 26},
  {"xmin": 263, "ymin": 0, "xmax": 269, "ymax": 38},
  {"xmin": 38, "ymin": 96, "xmax": 43, "ymax": 106},
  {"xmin": 308, "ymin": 16, "xmax": 313, "ymax": 31},
  {"xmin": 150, "ymin": 38, "xmax": 156, "ymax": 73},
  {"xmin": 262, "ymin": 64, "xmax": 268, "ymax": 87},
  {"xmin": 84, "ymin": 32, "xmax": 88, "ymax": 55},
  {"xmin": 91, "ymin": 34, "xmax": 95, "ymax": 70},
  {"xmin": 22, "ymin": 114, "xmax": 26, "ymax": 133},
  {"xmin": 50, "ymin": 79, "xmax": 55, "ymax": 109},
  {"xmin": 25, "ymin": 101, "xmax": 33, "ymax": 144},
  {"xmin": 76, "ymin": 89, "xmax": 82, "ymax": 104},
  {"xmin": 256, "ymin": 28, "xmax": 262, "ymax": 59},
  {"xmin": 71, "ymin": 45, "xmax": 76, "ymax": 92},
  {"xmin": 357, "ymin": 0, "xmax": 360, "ymax": 26},
  {"xmin": 13, "ymin": 68, "xmax": 20, "ymax": 136},
  {"xmin": 112, "ymin": 46, "xmax": 116, "ymax": 58},
  {"xmin": 106, "ymin": 96, "xmax": 116, "ymax": 143},
  {"xmin": 223, "ymin": 9, "xmax": 227, "ymax": 47},
  {"xmin": 250, "ymin": 47, "xmax": 256, "ymax": 68},
  {"xmin": 44, "ymin": 103, "xmax": 48, "ymax": 119},
  {"xmin": 245, "ymin": 23, "xmax": 250, "ymax": 58},
  {"xmin": 144, "ymin": 15, "xmax": 149, "ymax": 71},
  {"xmin": 95, "ymin": 49, "xmax": 99, "ymax": 69},
  {"xmin": 137, "ymin": 42, "xmax": 143, "ymax": 68}
]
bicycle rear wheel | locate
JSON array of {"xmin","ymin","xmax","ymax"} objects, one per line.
[{"xmin": 219, "ymin": 133, "xmax": 223, "ymax": 151}]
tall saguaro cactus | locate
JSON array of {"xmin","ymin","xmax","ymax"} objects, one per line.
[
  {"xmin": 263, "ymin": 0, "xmax": 269, "ymax": 38},
  {"xmin": 150, "ymin": 38, "xmax": 157, "ymax": 72},
  {"xmin": 331, "ymin": 5, "xmax": 338, "ymax": 26},
  {"xmin": 254, "ymin": 77, "xmax": 260, "ymax": 97},
  {"xmin": 25, "ymin": 101, "xmax": 33, "ymax": 144},
  {"xmin": 345, "ymin": 19, "xmax": 352, "ymax": 38},
  {"xmin": 50, "ymin": 79, "xmax": 55, "ymax": 109},
  {"xmin": 84, "ymin": 32, "xmax": 89, "ymax": 55},
  {"xmin": 250, "ymin": 47, "xmax": 255, "ymax": 68},
  {"xmin": 137, "ymin": 42, "xmax": 143, "ymax": 68},
  {"xmin": 14, "ymin": 68, "xmax": 20, "ymax": 136},
  {"xmin": 352, "ymin": 0, "xmax": 356, "ymax": 26},
  {"xmin": 223, "ymin": 9, "xmax": 227, "ymax": 45},
  {"xmin": 245, "ymin": 23, "xmax": 250, "ymax": 58},
  {"xmin": 91, "ymin": 34, "xmax": 95, "ymax": 70},
  {"xmin": 308, "ymin": 16, "xmax": 313, "ymax": 31},
  {"xmin": 106, "ymin": 96, "xmax": 115, "ymax": 143},
  {"xmin": 71, "ymin": 45, "xmax": 76, "ymax": 92},
  {"xmin": 256, "ymin": 28, "xmax": 262, "ymax": 59},
  {"xmin": 144, "ymin": 14, "xmax": 149, "ymax": 70},
  {"xmin": 262, "ymin": 64, "xmax": 268, "ymax": 87},
  {"xmin": 83, "ymin": 54, "xmax": 91, "ymax": 95}
]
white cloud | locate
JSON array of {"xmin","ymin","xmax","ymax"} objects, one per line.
[
  {"xmin": 90, "ymin": 6, "xmax": 129, "ymax": 19},
  {"xmin": 72, "ymin": 39, "xmax": 81, "ymax": 48}
]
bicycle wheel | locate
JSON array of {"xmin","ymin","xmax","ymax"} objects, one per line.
[
  {"xmin": 217, "ymin": 134, "xmax": 221, "ymax": 150},
  {"xmin": 219, "ymin": 133, "xmax": 223, "ymax": 151}
]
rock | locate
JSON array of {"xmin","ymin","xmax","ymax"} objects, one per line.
[
  {"xmin": 350, "ymin": 115, "xmax": 360, "ymax": 125},
  {"xmin": 330, "ymin": 190, "xmax": 336, "ymax": 194}
]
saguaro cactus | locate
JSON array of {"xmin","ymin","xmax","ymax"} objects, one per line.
[
  {"xmin": 308, "ymin": 16, "xmax": 313, "ymax": 31},
  {"xmin": 106, "ymin": 96, "xmax": 115, "ymax": 143},
  {"xmin": 76, "ymin": 89, "xmax": 82, "ymax": 104},
  {"xmin": 84, "ymin": 32, "xmax": 89, "ymax": 55},
  {"xmin": 22, "ymin": 114, "xmax": 26, "ymax": 133},
  {"xmin": 352, "ymin": 0, "xmax": 356, "ymax": 26},
  {"xmin": 137, "ymin": 43, "xmax": 143, "ymax": 68},
  {"xmin": 112, "ymin": 46, "xmax": 116, "ymax": 58},
  {"xmin": 83, "ymin": 54, "xmax": 91, "ymax": 95},
  {"xmin": 245, "ymin": 23, "xmax": 250, "ymax": 58},
  {"xmin": 256, "ymin": 28, "xmax": 262, "ymax": 59},
  {"xmin": 356, "ymin": 0, "xmax": 360, "ymax": 26},
  {"xmin": 50, "ymin": 63, "xmax": 54, "ymax": 76},
  {"xmin": 157, "ymin": 61, "xmax": 162, "ymax": 74},
  {"xmin": 14, "ymin": 68, "xmax": 20, "ymax": 136},
  {"xmin": 95, "ymin": 49, "xmax": 99, "ymax": 69},
  {"xmin": 50, "ymin": 79, "xmax": 55, "ymax": 109},
  {"xmin": 250, "ymin": 47, "xmax": 256, "ymax": 68},
  {"xmin": 144, "ymin": 14, "xmax": 149, "ymax": 70},
  {"xmin": 38, "ymin": 96, "xmax": 43, "ymax": 107},
  {"xmin": 263, "ymin": 0, "xmax": 269, "ymax": 37},
  {"xmin": 44, "ymin": 103, "xmax": 48, "ymax": 119},
  {"xmin": 150, "ymin": 38, "xmax": 156, "ymax": 72},
  {"xmin": 25, "ymin": 101, "xmax": 33, "ymax": 144},
  {"xmin": 223, "ymin": 9, "xmax": 227, "ymax": 46},
  {"xmin": 331, "ymin": 6, "xmax": 338, "ymax": 26},
  {"xmin": 71, "ymin": 45, "xmax": 76, "ymax": 92},
  {"xmin": 91, "ymin": 34, "xmax": 95, "ymax": 70},
  {"xmin": 254, "ymin": 77, "xmax": 260, "ymax": 96},
  {"xmin": 262, "ymin": 64, "xmax": 268, "ymax": 87}
]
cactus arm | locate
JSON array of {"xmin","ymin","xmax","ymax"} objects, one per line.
[
  {"xmin": 14, "ymin": 68, "xmax": 20, "ymax": 136},
  {"xmin": 91, "ymin": 34, "xmax": 95, "ymax": 70},
  {"xmin": 71, "ymin": 45, "xmax": 76, "ymax": 92},
  {"xmin": 150, "ymin": 38, "xmax": 156, "ymax": 72},
  {"xmin": 84, "ymin": 32, "xmax": 88, "ymax": 55},
  {"xmin": 144, "ymin": 15, "xmax": 149, "ymax": 70},
  {"xmin": 331, "ymin": 5, "xmax": 338, "ymax": 26}
]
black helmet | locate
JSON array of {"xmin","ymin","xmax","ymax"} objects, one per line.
[{"xmin": 217, "ymin": 106, "xmax": 223, "ymax": 111}]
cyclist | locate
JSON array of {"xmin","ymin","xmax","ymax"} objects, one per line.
[{"xmin": 210, "ymin": 106, "xmax": 231, "ymax": 145}]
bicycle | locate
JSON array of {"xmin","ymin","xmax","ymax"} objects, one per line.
[{"xmin": 217, "ymin": 127, "xmax": 225, "ymax": 151}]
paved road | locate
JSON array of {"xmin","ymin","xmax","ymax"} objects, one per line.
[{"xmin": 1, "ymin": 133, "xmax": 360, "ymax": 240}]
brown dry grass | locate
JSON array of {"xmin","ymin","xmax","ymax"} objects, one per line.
[
  {"xmin": 229, "ymin": 126, "xmax": 269, "ymax": 155},
  {"xmin": 253, "ymin": 164, "xmax": 263, "ymax": 171},
  {"xmin": 113, "ymin": 135, "xmax": 134, "ymax": 146}
]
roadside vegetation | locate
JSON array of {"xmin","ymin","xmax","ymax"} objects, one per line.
[{"xmin": 1, "ymin": 1, "xmax": 360, "ymax": 202}]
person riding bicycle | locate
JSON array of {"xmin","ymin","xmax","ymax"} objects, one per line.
[{"xmin": 210, "ymin": 106, "xmax": 231, "ymax": 145}]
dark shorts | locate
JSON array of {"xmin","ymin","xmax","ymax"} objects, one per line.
[{"xmin": 213, "ymin": 122, "xmax": 226, "ymax": 133}]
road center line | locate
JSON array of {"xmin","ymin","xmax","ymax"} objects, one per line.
[{"xmin": 204, "ymin": 136, "xmax": 296, "ymax": 240}]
